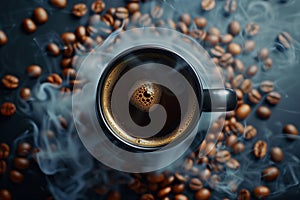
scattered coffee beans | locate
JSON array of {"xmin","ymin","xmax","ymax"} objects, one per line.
[
  {"xmin": 201, "ymin": 0, "xmax": 216, "ymax": 11},
  {"xmin": 228, "ymin": 21, "xmax": 241, "ymax": 36},
  {"xmin": 0, "ymin": 143, "xmax": 10, "ymax": 159},
  {"xmin": 262, "ymin": 166, "xmax": 279, "ymax": 181},
  {"xmin": 91, "ymin": 0, "xmax": 106, "ymax": 13},
  {"xmin": 236, "ymin": 104, "xmax": 251, "ymax": 120},
  {"xmin": 2, "ymin": 74, "xmax": 19, "ymax": 89},
  {"xmin": 256, "ymin": 106, "xmax": 271, "ymax": 119},
  {"xmin": 238, "ymin": 189, "xmax": 250, "ymax": 200},
  {"xmin": 266, "ymin": 91, "xmax": 281, "ymax": 105},
  {"xmin": 9, "ymin": 170, "xmax": 24, "ymax": 183},
  {"xmin": 20, "ymin": 88, "xmax": 31, "ymax": 100},
  {"xmin": 46, "ymin": 43, "xmax": 60, "ymax": 56},
  {"xmin": 0, "ymin": 30, "xmax": 8, "ymax": 46},
  {"xmin": 50, "ymin": 0, "xmax": 67, "ymax": 8},
  {"xmin": 270, "ymin": 147, "xmax": 283, "ymax": 163},
  {"xmin": 0, "ymin": 189, "xmax": 11, "ymax": 200},
  {"xmin": 248, "ymin": 89, "xmax": 261, "ymax": 104},
  {"xmin": 23, "ymin": 18, "xmax": 37, "ymax": 33},
  {"xmin": 13, "ymin": 157, "xmax": 30, "ymax": 170},
  {"xmin": 194, "ymin": 17, "xmax": 207, "ymax": 29},
  {"xmin": 276, "ymin": 31, "xmax": 293, "ymax": 50},
  {"xmin": 260, "ymin": 80, "xmax": 274, "ymax": 93},
  {"xmin": 253, "ymin": 140, "xmax": 267, "ymax": 158},
  {"xmin": 245, "ymin": 22, "xmax": 259, "ymax": 37},
  {"xmin": 73, "ymin": 3, "xmax": 88, "ymax": 17},
  {"xmin": 33, "ymin": 7, "xmax": 48, "ymax": 24},
  {"xmin": 0, "ymin": 102, "xmax": 16, "ymax": 116},
  {"xmin": 17, "ymin": 142, "xmax": 32, "ymax": 157},
  {"xmin": 26, "ymin": 65, "xmax": 42, "ymax": 78},
  {"xmin": 253, "ymin": 186, "xmax": 270, "ymax": 199},
  {"xmin": 283, "ymin": 124, "xmax": 298, "ymax": 137}
]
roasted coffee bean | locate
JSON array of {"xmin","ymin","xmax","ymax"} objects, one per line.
[
  {"xmin": 253, "ymin": 140, "xmax": 267, "ymax": 158},
  {"xmin": 73, "ymin": 3, "xmax": 87, "ymax": 17},
  {"xmin": 219, "ymin": 53, "xmax": 233, "ymax": 67},
  {"xmin": 236, "ymin": 104, "xmax": 251, "ymax": 120},
  {"xmin": 243, "ymin": 40, "xmax": 256, "ymax": 53},
  {"xmin": 176, "ymin": 22, "xmax": 188, "ymax": 34},
  {"xmin": 127, "ymin": 2, "xmax": 139, "ymax": 13},
  {"xmin": 226, "ymin": 134, "xmax": 238, "ymax": 147},
  {"xmin": 263, "ymin": 58, "xmax": 273, "ymax": 70},
  {"xmin": 23, "ymin": 18, "xmax": 37, "ymax": 33},
  {"xmin": 232, "ymin": 142, "xmax": 245, "ymax": 154},
  {"xmin": 245, "ymin": 22, "xmax": 259, "ymax": 37},
  {"xmin": 238, "ymin": 189, "xmax": 250, "ymax": 200},
  {"xmin": 228, "ymin": 43, "xmax": 242, "ymax": 55},
  {"xmin": 63, "ymin": 44, "xmax": 74, "ymax": 57},
  {"xmin": 50, "ymin": 0, "xmax": 67, "ymax": 8},
  {"xmin": 160, "ymin": 175, "xmax": 174, "ymax": 188},
  {"xmin": 276, "ymin": 31, "xmax": 293, "ymax": 50},
  {"xmin": 147, "ymin": 173, "xmax": 165, "ymax": 183},
  {"xmin": 47, "ymin": 74, "xmax": 63, "ymax": 85},
  {"xmin": 221, "ymin": 34, "xmax": 233, "ymax": 44},
  {"xmin": 189, "ymin": 178, "xmax": 203, "ymax": 191},
  {"xmin": 260, "ymin": 80, "xmax": 274, "ymax": 93},
  {"xmin": 61, "ymin": 58, "xmax": 72, "ymax": 68},
  {"xmin": 232, "ymin": 74, "xmax": 244, "ymax": 88},
  {"xmin": 210, "ymin": 46, "xmax": 225, "ymax": 57},
  {"xmin": 194, "ymin": 17, "xmax": 207, "ymax": 29},
  {"xmin": 216, "ymin": 150, "xmax": 231, "ymax": 163},
  {"xmin": 256, "ymin": 106, "xmax": 271, "ymax": 119},
  {"xmin": 0, "ymin": 160, "xmax": 7, "ymax": 175},
  {"xmin": 91, "ymin": 0, "xmax": 105, "ymax": 13},
  {"xmin": 283, "ymin": 124, "xmax": 298, "ymax": 137},
  {"xmin": 9, "ymin": 170, "xmax": 24, "ymax": 183},
  {"xmin": 62, "ymin": 68, "xmax": 76, "ymax": 78},
  {"xmin": 246, "ymin": 65, "xmax": 258, "ymax": 77},
  {"xmin": 199, "ymin": 168, "xmax": 211, "ymax": 181},
  {"xmin": 0, "ymin": 189, "xmax": 11, "ymax": 200},
  {"xmin": 27, "ymin": 65, "xmax": 42, "ymax": 78},
  {"xmin": 0, "ymin": 30, "xmax": 8, "ymax": 46},
  {"xmin": 140, "ymin": 194, "xmax": 155, "ymax": 200},
  {"xmin": 115, "ymin": 7, "xmax": 129, "ymax": 19},
  {"xmin": 13, "ymin": 157, "xmax": 30, "ymax": 170},
  {"xmin": 205, "ymin": 34, "xmax": 219, "ymax": 46},
  {"xmin": 233, "ymin": 59, "xmax": 245, "ymax": 73},
  {"xmin": 180, "ymin": 14, "xmax": 191, "ymax": 26},
  {"xmin": 228, "ymin": 21, "xmax": 241, "ymax": 36},
  {"xmin": 0, "ymin": 143, "xmax": 10, "ymax": 159},
  {"xmin": 226, "ymin": 158, "xmax": 240, "ymax": 170},
  {"xmin": 195, "ymin": 188, "xmax": 211, "ymax": 200},
  {"xmin": 17, "ymin": 142, "xmax": 32, "ymax": 157},
  {"xmin": 266, "ymin": 91, "xmax": 281, "ymax": 105},
  {"xmin": 270, "ymin": 147, "xmax": 283, "ymax": 162},
  {"xmin": 157, "ymin": 187, "xmax": 171, "ymax": 198},
  {"xmin": 2, "ymin": 75, "xmax": 19, "ymax": 89},
  {"xmin": 230, "ymin": 122, "xmax": 244, "ymax": 135},
  {"xmin": 61, "ymin": 32, "xmax": 76, "ymax": 44},
  {"xmin": 189, "ymin": 30, "xmax": 206, "ymax": 41},
  {"xmin": 208, "ymin": 27, "xmax": 221, "ymax": 37},
  {"xmin": 205, "ymin": 142, "xmax": 217, "ymax": 157},
  {"xmin": 248, "ymin": 89, "xmax": 261, "ymax": 104},
  {"xmin": 75, "ymin": 26, "xmax": 86, "ymax": 41},
  {"xmin": 240, "ymin": 79, "xmax": 252, "ymax": 93},
  {"xmin": 253, "ymin": 186, "xmax": 270, "ymax": 199},
  {"xmin": 20, "ymin": 88, "xmax": 31, "ymax": 100},
  {"xmin": 201, "ymin": 0, "xmax": 216, "ymax": 11},
  {"xmin": 244, "ymin": 125, "xmax": 257, "ymax": 139},
  {"xmin": 236, "ymin": 89, "xmax": 244, "ymax": 100},
  {"xmin": 257, "ymin": 48, "xmax": 269, "ymax": 60},
  {"xmin": 174, "ymin": 194, "xmax": 188, "ymax": 200},
  {"xmin": 1, "ymin": 102, "xmax": 16, "ymax": 116},
  {"xmin": 33, "ymin": 7, "xmax": 48, "ymax": 24},
  {"xmin": 151, "ymin": 6, "xmax": 164, "ymax": 19},
  {"xmin": 107, "ymin": 191, "xmax": 121, "ymax": 200},
  {"xmin": 224, "ymin": 0, "xmax": 237, "ymax": 14},
  {"xmin": 46, "ymin": 43, "xmax": 60, "ymax": 56},
  {"xmin": 262, "ymin": 166, "xmax": 279, "ymax": 181},
  {"xmin": 172, "ymin": 184, "xmax": 185, "ymax": 194}
]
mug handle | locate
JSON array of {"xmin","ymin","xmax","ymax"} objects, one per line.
[{"xmin": 202, "ymin": 89, "xmax": 237, "ymax": 112}]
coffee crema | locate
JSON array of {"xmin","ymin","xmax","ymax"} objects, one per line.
[{"xmin": 98, "ymin": 47, "xmax": 201, "ymax": 149}]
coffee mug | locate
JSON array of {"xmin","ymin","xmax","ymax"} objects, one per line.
[{"xmin": 73, "ymin": 27, "xmax": 236, "ymax": 172}]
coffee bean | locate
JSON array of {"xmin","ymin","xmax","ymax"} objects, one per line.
[
  {"xmin": 2, "ymin": 75, "xmax": 19, "ymax": 89},
  {"xmin": 210, "ymin": 46, "xmax": 225, "ymax": 57},
  {"xmin": 180, "ymin": 14, "xmax": 191, "ymax": 26},
  {"xmin": 23, "ymin": 18, "xmax": 37, "ymax": 33},
  {"xmin": 270, "ymin": 147, "xmax": 283, "ymax": 163},
  {"xmin": 0, "ymin": 30, "xmax": 8, "ymax": 46},
  {"xmin": 73, "ymin": 3, "xmax": 87, "ymax": 17},
  {"xmin": 260, "ymin": 80, "xmax": 274, "ymax": 93},
  {"xmin": 126, "ymin": 2, "xmax": 139, "ymax": 14},
  {"xmin": 199, "ymin": 168, "xmax": 211, "ymax": 181},
  {"xmin": 0, "ymin": 160, "xmax": 7, "ymax": 175},
  {"xmin": 246, "ymin": 65, "xmax": 258, "ymax": 77},
  {"xmin": 243, "ymin": 40, "xmax": 256, "ymax": 53},
  {"xmin": 197, "ymin": 156, "xmax": 209, "ymax": 164},
  {"xmin": 189, "ymin": 30, "xmax": 207, "ymax": 41},
  {"xmin": 150, "ymin": 6, "xmax": 164, "ymax": 19},
  {"xmin": 238, "ymin": 189, "xmax": 250, "ymax": 200},
  {"xmin": 216, "ymin": 150, "xmax": 231, "ymax": 163},
  {"xmin": 201, "ymin": 0, "xmax": 216, "ymax": 11},
  {"xmin": 63, "ymin": 44, "xmax": 74, "ymax": 57},
  {"xmin": 147, "ymin": 173, "xmax": 165, "ymax": 183},
  {"xmin": 9, "ymin": 170, "xmax": 24, "ymax": 183},
  {"xmin": 157, "ymin": 186, "xmax": 171, "ymax": 198},
  {"xmin": 283, "ymin": 124, "xmax": 298, "ymax": 137},
  {"xmin": 0, "ymin": 189, "xmax": 11, "ymax": 200},
  {"xmin": 19, "ymin": 88, "xmax": 31, "ymax": 100},
  {"xmin": 233, "ymin": 59, "xmax": 245, "ymax": 73},
  {"xmin": 88, "ymin": 14, "xmax": 101, "ymax": 26},
  {"xmin": 195, "ymin": 188, "xmax": 211, "ymax": 200},
  {"xmin": 0, "ymin": 102, "xmax": 16, "ymax": 116},
  {"xmin": 230, "ymin": 122, "xmax": 244, "ymax": 135},
  {"xmin": 91, "ymin": 0, "xmax": 105, "ymax": 13},
  {"xmin": 205, "ymin": 142, "xmax": 217, "ymax": 157},
  {"xmin": 228, "ymin": 43, "xmax": 242, "ymax": 55},
  {"xmin": 228, "ymin": 21, "xmax": 241, "ymax": 36},
  {"xmin": 226, "ymin": 134, "xmax": 237, "ymax": 147},
  {"xmin": 253, "ymin": 140, "xmax": 267, "ymax": 158},
  {"xmin": 50, "ymin": 0, "xmax": 67, "ymax": 8},
  {"xmin": 256, "ymin": 106, "xmax": 271, "ymax": 119},
  {"xmin": 172, "ymin": 184, "xmax": 185, "ymax": 194},
  {"xmin": 245, "ymin": 22, "xmax": 259, "ymax": 37},
  {"xmin": 0, "ymin": 143, "xmax": 10, "ymax": 159},
  {"xmin": 26, "ymin": 65, "xmax": 42, "ymax": 78},
  {"xmin": 241, "ymin": 79, "xmax": 252, "ymax": 93},
  {"xmin": 13, "ymin": 157, "xmax": 30, "ymax": 170},
  {"xmin": 236, "ymin": 104, "xmax": 250, "ymax": 120},
  {"xmin": 107, "ymin": 191, "xmax": 121, "ymax": 200},
  {"xmin": 265, "ymin": 91, "xmax": 281, "ymax": 105},
  {"xmin": 174, "ymin": 194, "xmax": 188, "ymax": 200},
  {"xmin": 33, "ymin": 7, "xmax": 48, "ymax": 24},
  {"xmin": 253, "ymin": 186, "xmax": 270, "ymax": 199},
  {"xmin": 232, "ymin": 74, "xmax": 244, "ymax": 89},
  {"xmin": 221, "ymin": 34, "xmax": 233, "ymax": 44},
  {"xmin": 244, "ymin": 125, "xmax": 257, "ymax": 139},
  {"xmin": 208, "ymin": 27, "xmax": 221, "ymax": 37},
  {"xmin": 115, "ymin": 7, "xmax": 129, "ymax": 19},
  {"xmin": 47, "ymin": 74, "xmax": 63, "ymax": 85},
  {"xmin": 224, "ymin": 0, "xmax": 237, "ymax": 14},
  {"xmin": 263, "ymin": 58, "xmax": 273, "ymax": 70},
  {"xmin": 219, "ymin": 53, "xmax": 233, "ymax": 67},
  {"xmin": 262, "ymin": 166, "xmax": 279, "ymax": 181},
  {"xmin": 74, "ymin": 26, "xmax": 86, "ymax": 41},
  {"xmin": 17, "ymin": 142, "xmax": 32, "ymax": 157},
  {"xmin": 232, "ymin": 142, "xmax": 245, "ymax": 154},
  {"xmin": 194, "ymin": 17, "xmax": 207, "ymax": 29},
  {"xmin": 276, "ymin": 31, "xmax": 293, "ymax": 50},
  {"xmin": 257, "ymin": 48, "xmax": 269, "ymax": 60},
  {"xmin": 61, "ymin": 32, "xmax": 76, "ymax": 44},
  {"xmin": 248, "ymin": 89, "xmax": 261, "ymax": 104},
  {"xmin": 226, "ymin": 158, "xmax": 240, "ymax": 170},
  {"xmin": 46, "ymin": 43, "xmax": 60, "ymax": 56},
  {"xmin": 189, "ymin": 178, "xmax": 203, "ymax": 191},
  {"xmin": 140, "ymin": 194, "xmax": 154, "ymax": 200}
]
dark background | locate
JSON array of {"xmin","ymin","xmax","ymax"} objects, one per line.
[{"xmin": 1, "ymin": 0, "xmax": 300, "ymax": 199}]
